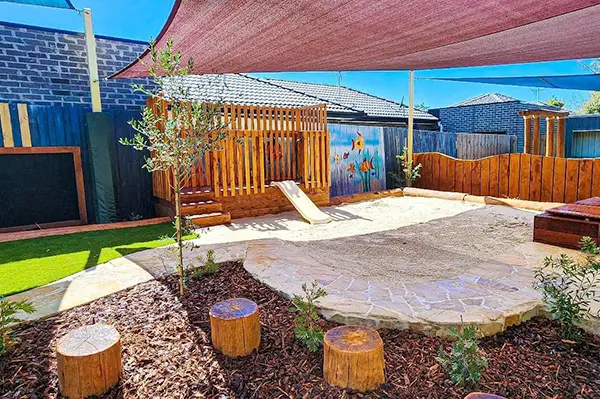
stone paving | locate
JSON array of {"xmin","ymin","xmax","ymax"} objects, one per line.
[
  {"xmin": 244, "ymin": 239, "xmax": 587, "ymax": 337},
  {"xmin": 9, "ymin": 196, "xmax": 600, "ymax": 337}
]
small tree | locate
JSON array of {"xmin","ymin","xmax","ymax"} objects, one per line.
[
  {"xmin": 436, "ymin": 325, "xmax": 488, "ymax": 386},
  {"xmin": 534, "ymin": 236, "xmax": 600, "ymax": 340},
  {"xmin": 289, "ymin": 281, "xmax": 327, "ymax": 352},
  {"xmin": 393, "ymin": 145, "xmax": 422, "ymax": 187},
  {"xmin": 547, "ymin": 96, "xmax": 565, "ymax": 109},
  {"xmin": 1, "ymin": 296, "xmax": 35, "ymax": 356},
  {"xmin": 580, "ymin": 92, "xmax": 600, "ymax": 114},
  {"xmin": 121, "ymin": 40, "xmax": 228, "ymax": 297}
]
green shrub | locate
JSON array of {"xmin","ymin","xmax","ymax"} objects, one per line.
[
  {"xmin": 436, "ymin": 326, "xmax": 488, "ymax": 386},
  {"xmin": 1, "ymin": 296, "xmax": 35, "ymax": 356},
  {"xmin": 193, "ymin": 249, "xmax": 220, "ymax": 279},
  {"xmin": 534, "ymin": 236, "xmax": 600, "ymax": 340},
  {"xmin": 389, "ymin": 145, "xmax": 422, "ymax": 188},
  {"xmin": 289, "ymin": 280, "xmax": 327, "ymax": 352}
]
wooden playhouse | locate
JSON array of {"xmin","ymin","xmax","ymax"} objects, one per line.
[{"xmin": 150, "ymin": 100, "xmax": 331, "ymax": 227}]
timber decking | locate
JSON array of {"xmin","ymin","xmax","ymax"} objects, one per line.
[{"xmin": 534, "ymin": 197, "xmax": 600, "ymax": 249}]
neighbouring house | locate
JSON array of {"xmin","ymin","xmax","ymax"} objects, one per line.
[
  {"xmin": 430, "ymin": 93, "xmax": 564, "ymax": 152},
  {"xmin": 0, "ymin": 21, "xmax": 150, "ymax": 110},
  {"xmin": 170, "ymin": 74, "xmax": 439, "ymax": 129}
]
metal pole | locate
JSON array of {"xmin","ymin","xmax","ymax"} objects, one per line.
[
  {"xmin": 407, "ymin": 70, "xmax": 414, "ymax": 163},
  {"xmin": 84, "ymin": 8, "xmax": 102, "ymax": 112}
]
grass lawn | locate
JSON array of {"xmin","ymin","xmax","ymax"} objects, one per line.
[{"xmin": 0, "ymin": 223, "xmax": 193, "ymax": 296}]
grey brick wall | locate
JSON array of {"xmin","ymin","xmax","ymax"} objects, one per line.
[
  {"xmin": 0, "ymin": 22, "xmax": 151, "ymax": 110},
  {"xmin": 438, "ymin": 102, "xmax": 550, "ymax": 153}
]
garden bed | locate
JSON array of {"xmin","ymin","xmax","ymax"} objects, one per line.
[{"xmin": 1, "ymin": 262, "xmax": 599, "ymax": 398}]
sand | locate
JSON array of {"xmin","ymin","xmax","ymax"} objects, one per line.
[{"xmin": 194, "ymin": 196, "xmax": 537, "ymax": 285}]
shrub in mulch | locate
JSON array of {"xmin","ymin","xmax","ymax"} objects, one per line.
[{"xmin": 1, "ymin": 262, "xmax": 599, "ymax": 398}]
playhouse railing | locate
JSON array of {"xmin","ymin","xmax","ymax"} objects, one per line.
[{"xmin": 150, "ymin": 102, "xmax": 330, "ymax": 201}]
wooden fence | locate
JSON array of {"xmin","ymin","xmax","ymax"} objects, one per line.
[
  {"xmin": 150, "ymin": 100, "xmax": 330, "ymax": 201},
  {"xmin": 414, "ymin": 152, "xmax": 600, "ymax": 203},
  {"xmin": 384, "ymin": 128, "xmax": 517, "ymax": 188}
]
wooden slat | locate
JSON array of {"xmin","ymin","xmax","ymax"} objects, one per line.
[
  {"xmin": 498, "ymin": 154, "xmax": 510, "ymax": 198},
  {"xmin": 471, "ymin": 160, "xmax": 481, "ymax": 196},
  {"xmin": 523, "ymin": 116, "xmax": 531, "ymax": 154},
  {"xmin": 236, "ymin": 131, "xmax": 244, "ymax": 194},
  {"xmin": 303, "ymin": 132, "xmax": 309, "ymax": 188},
  {"xmin": 252, "ymin": 131, "xmax": 259, "ymax": 194},
  {"xmin": 313, "ymin": 131, "xmax": 321, "ymax": 188},
  {"xmin": 244, "ymin": 133, "xmax": 251, "ymax": 195},
  {"xmin": 17, "ymin": 104, "xmax": 31, "ymax": 147},
  {"xmin": 447, "ymin": 157, "xmax": 456, "ymax": 192},
  {"xmin": 259, "ymin": 131, "xmax": 266, "ymax": 193},
  {"xmin": 269, "ymin": 132, "xmax": 275, "ymax": 182},
  {"xmin": 540, "ymin": 156, "xmax": 555, "ymax": 202},
  {"xmin": 455, "ymin": 159, "xmax": 464, "ymax": 193},
  {"xmin": 431, "ymin": 152, "xmax": 440, "ymax": 190},
  {"xmin": 545, "ymin": 117, "xmax": 555, "ymax": 157},
  {"xmin": 556, "ymin": 117, "xmax": 566, "ymax": 158},
  {"xmin": 577, "ymin": 159, "xmax": 593, "ymax": 200},
  {"xmin": 508, "ymin": 154, "xmax": 520, "ymax": 199},
  {"xmin": 519, "ymin": 154, "xmax": 531, "ymax": 201},
  {"xmin": 593, "ymin": 159, "xmax": 600, "ymax": 198},
  {"xmin": 292, "ymin": 131, "xmax": 297, "ymax": 180},
  {"xmin": 479, "ymin": 157, "xmax": 490, "ymax": 196},
  {"xmin": 552, "ymin": 157, "xmax": 567, "ymax": 203},
  {"xmin": 0, "ymin": 103, "xmax": 14, "ymax": 147},
  {"xmin": 488, "ymin": 155, "xmax": 499, "ymax": 197},
  {"xmin": 463, "ymin": 160, "xmax": 472, "ymax": 194},
  {"xmin": 532, "ymin": 117, "xmax": 540, "ymax": 155},
  {"xmin": 320, "ymin": 131, "xmax": 327, "ymax": 186},
  {"xmin": 439, "ymin": 154, "xmax": 448, "ymax": 191},
  {"xmin": 228, "ymin": 134, "xmax": 236, "ymax": 196},
  {"xmin": 565, "ymin": 159, "xmax": 580, "ymax": 203},
  {"xmin": 529, "ymin": 155, "xmax": 542, "ymax": 202}
]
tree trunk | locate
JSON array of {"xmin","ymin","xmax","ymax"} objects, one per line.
[
  {"xmin": 173, "ymin": 167, "xmax": 185, "ymax": 297},
  {"xmin": 210, "ymin": 298, "xmax": 260, "ymax": 357},
  {"xmin": 323, "ymin": 325, "xmax": 385, "ymax": 392},
  {"xmin": 56, "ymin": 324, "xmax": 122, "ymax": 399}
]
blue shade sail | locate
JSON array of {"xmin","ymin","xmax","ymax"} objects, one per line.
[
  {"xmin": 0, "ymin": 0, "xmax": 75, "ymax": 9},
  {"xmin": 428, "ymin": 74, "xmax": 600, "ymax": 91}
]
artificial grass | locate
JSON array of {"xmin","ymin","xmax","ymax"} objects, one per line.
[{"xmin": 0, "ymin": 222, "xmax": 193, "ymax": 296}]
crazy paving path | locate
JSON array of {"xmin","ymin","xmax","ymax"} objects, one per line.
[{"xmin": 10, "ymin": 235, "xmax": 599, "ymax": 337}]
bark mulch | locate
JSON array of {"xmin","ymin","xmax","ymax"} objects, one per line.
[{"xmin": 1, "ymin": 262, "xmax": 599, "ymax": 398}]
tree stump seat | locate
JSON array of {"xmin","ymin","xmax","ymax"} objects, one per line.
[
  {"xmin": 210, "ymin": 297, "xmax": 260, "ymax": 357},
  {"xmin": 323, "ymin": 325, "xmax": 385, "ymax": 392},
  {"xmin": 56, "ymin": 324, "xmax": 122, "ymax": 399}
]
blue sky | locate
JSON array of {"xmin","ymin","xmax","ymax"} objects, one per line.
[{"xmin": 0, "ymin": 0, "xmax": 594, "ymax": 110}]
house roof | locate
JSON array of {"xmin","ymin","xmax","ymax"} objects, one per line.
[
  {"xmin": 168, "ymin": 73, "xmax": 437, "ymax": 121},
  {"xmin": 444, "ymin": 92, "xmax": 565, "ymax": 110}
]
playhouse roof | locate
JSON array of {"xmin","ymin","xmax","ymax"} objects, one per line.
[
  {"xmin": 167, "ymin": 74, "xmax": 437, "ymax": 121},
  {"xmin": 113, "ymin": 0, "xmax": 600, "ymax": 77}
]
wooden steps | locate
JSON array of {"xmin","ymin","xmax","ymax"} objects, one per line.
[
  {"xmin": 181, "ymin": 200, "xmax": 223, "ymax": 215},
  {"xmin": 188, "ymin": 212, "xmax": 231, "ymax": 227}
]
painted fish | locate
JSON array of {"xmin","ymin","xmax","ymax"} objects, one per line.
[
  {"xmin": 351, "ymin": 132, "xmax": 365, "ymax": 155},
  {"xmin": 359, "ymin": 156, "xmax": 375, "ymax": 173},
  {"xmin": 343, "ymin": 152, "xmax": 349, "ymax": 160},
  {"xmin": 334, "ymin": 154, "xmax": 341, "ymax": 163}
]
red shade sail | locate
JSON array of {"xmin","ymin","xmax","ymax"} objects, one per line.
[{"xmin": 114, "ymin": 0, "xmax": 600, "ymax": 78}]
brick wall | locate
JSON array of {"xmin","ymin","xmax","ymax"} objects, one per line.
[
  {"xmin": 438, "ymin": 101, "xmax": 550, "ymax": 153},
  {"xmin": 0, "ymin": 22, "xmax": 151, "ymax": 110}
]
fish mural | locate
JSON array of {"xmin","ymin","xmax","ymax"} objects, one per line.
[
  {"xmin": 329, "ymin": 124, "xmax": 386, "ymax": 197},
  {"xmin": 351, "ymin": 131, "xmax": 365, "ymax": 155}
]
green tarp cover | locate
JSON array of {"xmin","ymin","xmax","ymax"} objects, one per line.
[{"xmin": 85, "ymin": 113, "xmax": 118, "ymax": 224}]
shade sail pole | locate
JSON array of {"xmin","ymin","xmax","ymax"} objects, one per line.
[
  {"xmin": 84, "ymin": 8, "xmax": 102, "ymax": 112},
  {"xmin": 407, "ymin": 70, "xmax": 414, "ymax": 164}
]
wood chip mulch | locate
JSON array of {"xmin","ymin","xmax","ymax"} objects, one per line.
[{"xmin": 1, "ymin": 262, "xmax": 600, "ymax": 398}]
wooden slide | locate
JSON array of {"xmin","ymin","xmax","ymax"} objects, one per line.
[{"xmin": 273, "ymin": 181, "xmax": 332, "ymax": 224}]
